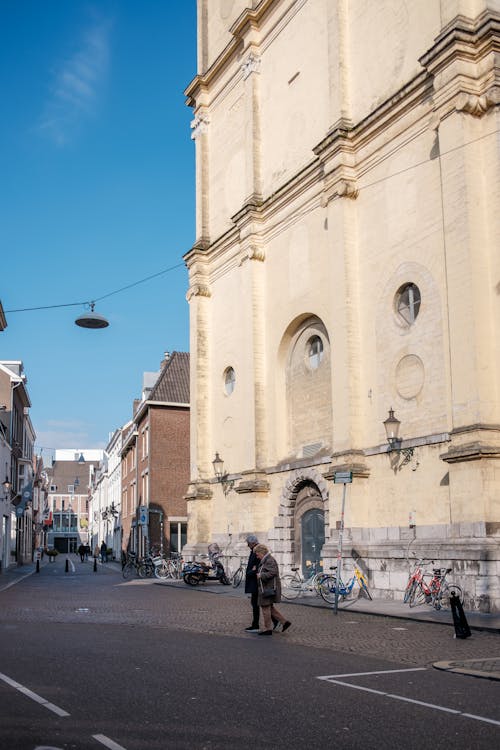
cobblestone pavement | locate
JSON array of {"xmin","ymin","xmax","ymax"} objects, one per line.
[{"xmin": 0, "ymin": 560, "xmax": 499, "ymax": 674}]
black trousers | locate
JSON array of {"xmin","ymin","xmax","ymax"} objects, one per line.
[{"xmin": 250, "ymin": 591, "xmax": 278, "ymax": 628}]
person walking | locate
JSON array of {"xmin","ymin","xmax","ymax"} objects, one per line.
[
  {"xmin": 100, "ymin": 541, "xmax": 108, "ymax": 563},
  {"xmin": 254, "ymin": 543, "xmax": 291, "ymax": 636},
  {"xmin": 243, "ymin": 535, "xmax": 280, "ymax": 633},
  {"xmin": 78, "ymin": 543, "xmax": 85, "ymax": 563}
]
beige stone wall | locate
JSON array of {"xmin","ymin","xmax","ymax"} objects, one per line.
[{"xmin": 185, "ymin": 0, "xmax": 500, "ymax": 610}]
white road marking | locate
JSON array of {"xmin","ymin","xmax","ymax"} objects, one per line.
[
  {"xmin": 0, "ymin": 671, "xmax": 70, "ymax": 717},
  {"xmin": 317, "ymin": 669, "xmax": 500, "ymax": 727},
  {"xmin": 93, "ymin": 734, "xmax": 128, "ymax": 750},
  {"xmin": 318, "ymin": 668, "xmax": 426, "ymax": 679},
  {"xmin": 0, "ymin": 570, "xmax": 34, "ymax": 592}
]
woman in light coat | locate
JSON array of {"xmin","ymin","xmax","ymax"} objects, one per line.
[{"xmin": 254, "ymin": 544, "xmax": 291, "ymax": 636}]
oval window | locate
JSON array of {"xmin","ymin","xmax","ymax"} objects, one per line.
[{"xmin": 396, "ymin": 283, "xmax": 421, "ymax": 325}]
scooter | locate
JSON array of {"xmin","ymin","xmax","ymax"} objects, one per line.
[{"xmin": 183, "ymin": 555, "xmax": 230, "ymax": 586}]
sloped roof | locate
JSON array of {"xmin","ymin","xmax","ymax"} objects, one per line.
[{"xmin": 148, "ymin": 351, "xmax": 190, "ymax": 405}]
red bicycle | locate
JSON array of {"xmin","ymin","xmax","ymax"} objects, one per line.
[{"xmin": 404, "ymin": 560, "xmax": 463, "ymax": 610}]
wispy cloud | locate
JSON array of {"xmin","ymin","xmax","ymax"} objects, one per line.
[{"xmin": 38, "ymin": 16, "xmax": 111, "ymax": 145}]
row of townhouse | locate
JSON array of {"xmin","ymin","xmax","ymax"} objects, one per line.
[
  {"xmin": 88, "ymin": 351, "xmax": 190, "ymax": 562},
  {"xmin": 0, "ymin": 355, "xmax": 46, "ymax": 571}
]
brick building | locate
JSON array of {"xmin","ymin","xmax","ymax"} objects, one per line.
[{"xmin": 121, "ymin": 352, "xmax": 190, "ymax": 557}]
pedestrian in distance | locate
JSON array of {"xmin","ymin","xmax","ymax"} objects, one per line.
[
  {"xmin": 84, "ymin": 544, "xmax": 90, "ymax": 561},
  {"xmin": 78, "ymin": 543, "xmax": 86, "ymax": 563},
  {"xmin": 254, "ymin": 543, "xmax": 291, "ymax": 636},
  {"xmin": 100, "ymin": 541, "xmax": 108, "ymax": 563},
  {"xmin": 244, "ymin": 535, "xmax": 280, "ymax": 633}
]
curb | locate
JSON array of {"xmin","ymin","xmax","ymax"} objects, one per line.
[{"xmin": 433, "ymin": 658, "xmax": 500, "ymax": 681}]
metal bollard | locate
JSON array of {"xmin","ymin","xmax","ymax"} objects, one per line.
[
  {"xmin": 450, "ymin": 592, "xmax": 471, "ymax": 639},
  {"xmin": 65, "ymin": 558, "xmax": 69, "ymax": 573},
  {"xmin": 36, "ymin": 559, "xmax": 40, "ymax": 573},
  {"xmin": 93, "ymin": 557, "xmax": 97, "ymax": 572}
]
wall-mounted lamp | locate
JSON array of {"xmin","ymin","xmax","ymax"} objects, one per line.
[
  {"xmin": 102, "ymin": 503, "xmax": 119, "ymax": 521},
  {"xmin": 383, "ymin": 408, "xmax": 415, "ymax": 469},
  {"xmin": 2, "ymin": 476, "xmax": 12, "ymax": 500},
  {"xmin": 212, "ymin": 452, "xmax": 235, "ymax": 496}
]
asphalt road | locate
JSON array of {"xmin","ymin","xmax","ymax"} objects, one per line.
[{"xmin": 0, "ymin": 558, "xmax": 499, "ymax": 749}]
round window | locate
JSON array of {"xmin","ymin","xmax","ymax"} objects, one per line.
[
  {"xmin": 224, "ymin": 367, "xmax": 236, "ymax": 395},
  {"xmin": 307, "ymin": 336, "xmax": 324, "ymax": 370},
  {"xmin": 396, "ymin": 283, "xmax": 421, "ymax": 325}
]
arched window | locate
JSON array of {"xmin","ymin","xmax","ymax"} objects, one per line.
[
  {"xmin": 307, "ymin": 336, "xmax": 324, "ymax": 369},
  {"xmin": 224, "ymin": 367, "xmax": 236, "ymax": 395}
]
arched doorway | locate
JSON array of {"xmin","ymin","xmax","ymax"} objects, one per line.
[{"xmin": 301, "ymin": 508, "xmax": 325, "ymax": 575}]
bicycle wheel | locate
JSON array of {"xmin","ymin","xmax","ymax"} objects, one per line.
[
  {"xmin": 409, "ymin": 582, "xmax": 427, "ymax": 607},
  {"xmin": 435, "ymin": 583, "xmax": 463, "ymax": 610},
  {"xmin": 138, "ymin": 563, "xmax": 153, "ymax": 578},
  {"xmin": 154, "ymin": 561, "xmax": 169, "ymax": 579},
  {"xmin": 403, "ymin": 579, "xmax": 416, "ymax": 604},
  {"xmin": 232, "ymin": 567, "xmax": 244, "ymax": 588},
  {"xmin": 319, "ymin": 575, "xmax": 338, "ymax": 604},
  {"xmin": 122, "ymin": 562, "xmax": 135, "ymax": 580},
  {"xmin": 281, "ymin": 574, "xmax": 301, "ymax": 600}
]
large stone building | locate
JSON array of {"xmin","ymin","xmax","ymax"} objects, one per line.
[{"xmin": 184, "ymin": 0, "xmax": 500, "ymax": 610}]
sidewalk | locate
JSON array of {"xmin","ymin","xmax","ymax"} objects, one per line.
[{"xmin": 154, "ymin": 577, "xmax": 500, "ymax": 633}]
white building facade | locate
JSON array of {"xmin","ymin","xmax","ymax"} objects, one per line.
[{"xmin": 184, "ymin": 0, "xmax": 500, "ymax": 611}]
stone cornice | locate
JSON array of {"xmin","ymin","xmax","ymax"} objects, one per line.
[
  {"xmin": 184, "ymin": 483, "xmax": 212, "ymax": 502},
  {"xmin": 186, "ymin": 283, "xmax": 211, "ymax": 302},
  {"xmin": 440, "ymin": 442, "xmax": 500, "ymax": 463},
  {"xmin": 419, "ymin": 12, "xmax": 500, "ymax": 77},
  {"xmin": 184, "ymin": 0, "xmax": 275, "ymax": 108},
  {"xmin": 419, "ymin": 10, "xmax": 500, "ymax": 120}
]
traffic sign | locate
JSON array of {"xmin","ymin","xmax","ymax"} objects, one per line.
[{"xmin": 334, "ymin": 471, "xmax": 352, "ymax": 484}]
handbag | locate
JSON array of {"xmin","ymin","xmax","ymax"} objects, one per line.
[{"xmin": 260, "ymin": 577, "xmax": 277, "ymax": 597}]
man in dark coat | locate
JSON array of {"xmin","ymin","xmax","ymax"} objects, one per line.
[{"xmin": 244, "ymin": 534, "xmax": 278, "ymax": 632}]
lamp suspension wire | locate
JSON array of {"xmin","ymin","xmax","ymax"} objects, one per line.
[{"xmin": 4, "ymin": 261, "xmax": 185, "ymax": 314}]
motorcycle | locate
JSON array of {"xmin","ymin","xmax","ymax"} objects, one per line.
[{"xmin": 183, "ymin": 544, "xmax": 230, "ymax": 586}]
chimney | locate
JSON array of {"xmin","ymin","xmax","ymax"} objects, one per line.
[{"xmin": 160, "ymin": 351, "xmax": 171, "ymax": 370}]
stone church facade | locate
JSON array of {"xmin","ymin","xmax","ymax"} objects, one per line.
[{"xmin": 183, "ymin": 0, "xmax": 500, "ymax": 611}]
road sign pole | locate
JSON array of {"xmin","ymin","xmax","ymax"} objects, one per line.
[
  {"xmin": 333, "ymin": 471, "xmax": 352, "ymax": 615},
  {"xmin": 334, "ymin": 482, "xmax": 347, "ymax": 615}
]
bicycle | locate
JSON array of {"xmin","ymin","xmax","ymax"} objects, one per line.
[
  {"xmin": 319, "ymin": 561, "xmax": 372, "ymax": 604},
  {"xmin": 231, "ymin": 557, "xmax": 246, "ymax": 588},
  {"xmin": 281, "ymin": 561, "xmax": 333, "ymax": 600},
  {"xmin": 122, "ymin": 552, "xmax": 141, "ymax": 579},
  {"xmin": 161, "ymin": 552, "xmax": 184, "ymax": 579},
  {"xmin": 409, "ymin": 565, "xmax": 463, "ymax": 610}
]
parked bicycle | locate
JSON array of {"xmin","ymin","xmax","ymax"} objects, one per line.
[
  {"xmin": 281, "ymin": 561, "xmax": 333, "ymax": 600},
  {"xmin": 319, "ymin": 561, "xmax": 372, "ymax": 604},
  {"xmin": 122, "ymin": 552, "xmax": 142, "ymax": 579},
  {"xmin": 406, "ymin": 561, "xmax": 463, "ymax": 610},
  {"xmin": 231, "ymin": 557, "xmax": 246, "ymax": 588}
]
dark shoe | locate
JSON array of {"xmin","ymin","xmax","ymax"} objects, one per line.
[
  {"xmin": 282, "ymin": 621, "xmax": 292, "ymax": 632},
  {"xmin": 245, "ymin": 627, "xmax": 260, "ymax": 632},
  {"xmin": 272, "ymin": 620, "xmax": 281, "ymax": 631},
  {"xmin": 258, "ymin": 630, "xmax": 273, "ymax": 636}
]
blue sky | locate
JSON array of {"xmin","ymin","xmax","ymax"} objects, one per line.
[{"xmin": 0, "ymin": 1, "xmax": 197, "ymax": 459}]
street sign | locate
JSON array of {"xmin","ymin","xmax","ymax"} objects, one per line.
[
  {"xmin": 334, "ymin": 471, "xmax": 352, "ymax": 484},
  {"xmin": 138, "ymin": 506, "xmax": 148, "ymax": 525}
]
